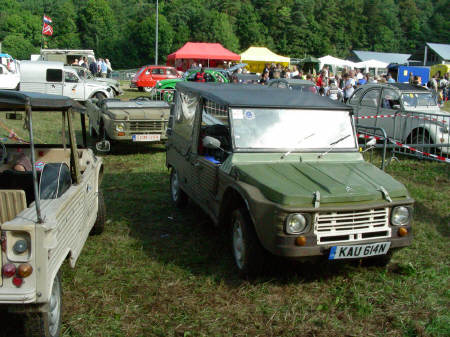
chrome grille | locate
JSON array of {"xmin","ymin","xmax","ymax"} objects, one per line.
[
  {"xmin": 129, "ymin": 120, "xmax": 165, "ymax": 132},
  {"xmin": 315, "ymin": 208, "xmax": 390, "ymax": 244}
]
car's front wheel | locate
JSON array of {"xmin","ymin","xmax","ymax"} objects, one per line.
[
  {"xmin": 24, "ymin": 273, "xmax": 62, "ymax": 337},
  {"xmin": 231, "ymin": 208, "xmax": 265, "ymax": 277},
  {"xmin": 170, "ymin": 168, "xmax": 188, "ymax": 208}
]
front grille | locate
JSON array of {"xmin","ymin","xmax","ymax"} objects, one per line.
[
  {"xmin": 129, "ymin": 120, "xmax": 166, "ymax": 132},
  {"xmin": 315, "ymin": 208, "xmax": 390, "ymax": 244}
]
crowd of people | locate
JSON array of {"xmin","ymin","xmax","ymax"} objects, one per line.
[
  {"xmin": 71, "ymin": 57, "xmax": 113, "ymax": 78},
  {"xmin": 256, "ymin": 63, "xmax": 450, "ymax": 103}
]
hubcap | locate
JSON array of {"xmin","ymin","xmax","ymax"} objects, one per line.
[
  {"xmin": 171, "ymin": 170, "xmax": 179, "ymax": 201},
  {"xmin": 232, "ymin": 221, "xmax": 245, "ymax": 269},
  {"xmin": 48, "ymin": 278, "xmax": 61, "ymax": 336}
]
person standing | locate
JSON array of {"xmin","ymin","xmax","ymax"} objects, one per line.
[
  {"xmin": 105, "ymin": 58, "xmax": 112, "ymax": 78},
  {"xmin": 343, "ymin": 73, "xmax": 355, "ymax": 103},
  {"xmin": 89, "ymin": 60, "xmax": 97, "ymax": 76},
  {"xmin": 100, "ymin": 59, "xmax": 108, "ymax": 78}
]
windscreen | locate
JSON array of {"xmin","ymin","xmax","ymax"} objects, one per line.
[
  {"xmin": 401, "ymin": 92, "xmax": 437, "ymax": 107},
  {"xmin": 231, "ymin": 108, "xmax": 357, "ymax": 150}
]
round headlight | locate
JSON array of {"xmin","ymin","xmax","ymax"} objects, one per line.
[
  {"xmin": 285, "ymin": 213, "xmax": 308, "ymax": 234},
  {"xmin": 115, "ymin": 123, "xmax": 124, "ymax": 132},
  {"xmin": 13, "ymin": 240, "xmax": 28, "ymax": 254},
  {"xmin": 391, "ymin": 206, "xmax": 410, "ymax": 226}
]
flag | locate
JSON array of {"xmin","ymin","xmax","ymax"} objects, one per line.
[
  {"xmin": 42, "ymin": 23, "xmax": 53, "ymax": 36},
  {"xmin": 43, "ymin": 15, "xmax": 52, "ymax": 24}
]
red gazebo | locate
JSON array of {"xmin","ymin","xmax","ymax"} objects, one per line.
[{"xmin": 166, "ymin": 42, "xmax": 241, "ymax": 71}]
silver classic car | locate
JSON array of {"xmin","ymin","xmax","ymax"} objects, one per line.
[{"xmin": 348, "ymin": 83, "xmax": 450, "ymax": 155}]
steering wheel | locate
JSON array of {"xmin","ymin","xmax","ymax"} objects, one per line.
[{"xmin": 0, "ymin": 140, "xmax": 7, "ymax": 164}]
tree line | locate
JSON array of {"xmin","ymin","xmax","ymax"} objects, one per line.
[{"xmin": 0, "ymin": 0, "xmax": 448, "ymax": 69}]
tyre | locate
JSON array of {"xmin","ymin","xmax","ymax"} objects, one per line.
[
  {"xmin": 409, "ymin": 130, "xmax": 434, "ymax": 154},
  {"xmin": 138, "ymin": 87, "xmax": 144, "ymax": 92},
  {"xmin": 143, "ymin": 86, "xmax": 153, "ymax": 92},
  {"xmin": 170, "ymin": 168, "xmax": 188, "ymax": 208},
  {"xmin": 24, "ymin": 273, "xmax": 62, "ymax": 337},
  {"xmin": 230, "ymin": 208, "xmax": 265, "ymax": 276},
  {"xmin": 95, "ymin": 92, "xmax": 106, "ymax": 101},
  {"xmin": 90, "ymin": 191, "xmax": 106, "ymax": 235}
]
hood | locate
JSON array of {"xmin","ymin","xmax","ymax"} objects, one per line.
[
  {"xmin": 84, "ymin": 79, "xmax": 109, "ymax": 89},
  {"xmin": 235, "ymin": 161, "xmax": 408, "ymax": 207},
  {"xmin": 95, "ymin": 77, "xmax": 119, "ymax": 87},
  {"xmin": 104, "ymin": 101, "xmax": 169, "ymax": 120},
  {"xmin": 156, "ymin": 78, "xmax": 182, "ymax": 88}
]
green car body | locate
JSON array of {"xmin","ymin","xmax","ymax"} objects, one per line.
[
  {"xmin": 155, "ymin": 69, "xmax": 229, "ymax": 90},
  {"xmin": 166, "ymin": 82, "xmax": 414, "ymax": 276}
]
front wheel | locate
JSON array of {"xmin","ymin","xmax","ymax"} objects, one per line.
[
  {"xmin": 231, "ymin": 208, "xmax": 266, "ymax": 277},
  {"xmin": 24, "ymin": 273, "xmax": 62, "ymax": 337},
  {"xmin": 170, "ymin": 168, "xmax": 188, "ymax": 208},
  {"xmin": 95, "ymin": 92, "xmax": 106, "ymax": 101}
]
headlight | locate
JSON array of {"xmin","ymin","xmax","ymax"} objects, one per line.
[
  {"xmin": 285, "ymin": 213, "xmax": 308, "ymax": 234},
  {"xmin": 391, "ymin": 206, "xmax": 410, "ymax": 226},
  {"xmin": 115, "ymin": 123, "xmax": 125, "ymax": 132},
  {"xmin": 106, "ymin": 87, "xmax": 111, "ymax": 92}
]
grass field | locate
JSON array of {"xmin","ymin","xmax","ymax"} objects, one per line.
[{"xmin": 0, "ymin": 88, "xmax": 449, "ymax": 337}]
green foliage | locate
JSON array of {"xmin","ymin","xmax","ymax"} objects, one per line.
[{"xmin": 0, "ymin": 0, "xmax": 448, "ymax": 68}]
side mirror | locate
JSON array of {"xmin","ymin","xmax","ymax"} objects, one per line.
[
  {"xmin": 95, "ymin": 140, "xmax": 110, "ymax": 152},
  {"xmin": 203, "ymin": 136, "xmax": 221, "ymax": 149}
]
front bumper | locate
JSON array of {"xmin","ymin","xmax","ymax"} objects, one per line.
[{"xmin": 270, "ymin": 225, "xmax": 412, "ymax": 259}]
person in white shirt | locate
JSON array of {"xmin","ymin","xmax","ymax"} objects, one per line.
[{"xmin": 343, "ymin": 73, "xmax": 355, "ymax": 102}]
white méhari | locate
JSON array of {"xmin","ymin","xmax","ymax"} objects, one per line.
[{"xmin": 0, "ymin": 90, "xmax": 105, "ymax": 336}]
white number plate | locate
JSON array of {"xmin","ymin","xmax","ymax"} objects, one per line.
[
  {"xmin": 329, "ymin": 242, "xmax": 391, "ymax": 260},
  {"xmin": 132, "ymin": 134, "xmax": 161, "ymax": 142}
]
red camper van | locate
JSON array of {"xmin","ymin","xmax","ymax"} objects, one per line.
[{"xmin": 130, "ymin": 65, "xmax": 180, "ymax": 92}]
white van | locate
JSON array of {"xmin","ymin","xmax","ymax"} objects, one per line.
[{"xmin": 20, "ymin": 61, "xmax": 112, "ymax": 101}]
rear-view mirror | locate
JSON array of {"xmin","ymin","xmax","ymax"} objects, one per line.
[
  {"xmin": 6, "ymin": 113, "xmax": 23, "ymax": 120},
  {"xmin": 96, "ymin": 140, "xmax": 110, "ymax": 153}
]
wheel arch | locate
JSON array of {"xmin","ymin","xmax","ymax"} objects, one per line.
[{"xmin": 218, "ymin": 186, "xmax": 252, "ymax": 229}]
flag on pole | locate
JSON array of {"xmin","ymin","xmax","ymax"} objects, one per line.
[
  {"xmin": 43, "ymin": 15, "xmax": 52, "ymax": 24},
  {"xmin": 42, "ymin": 23, "xmax": 53, "ymax": 36}
]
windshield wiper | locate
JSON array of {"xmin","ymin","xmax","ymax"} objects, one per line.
[
  {"xmin": 281, "ymin": 133, "xmax": 315, "ymax": 159},
  {"xmin": 318, "ymin": 134, "xmax": 351, "ymax": 159}
]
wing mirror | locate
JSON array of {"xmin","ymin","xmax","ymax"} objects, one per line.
[
  {"xmin": 203, "ymin": 136, "xmax": 221, "ymax": 149},
  {"xmin": 95, "ymin": 140, "xmax": 110, "ymax": 153}
]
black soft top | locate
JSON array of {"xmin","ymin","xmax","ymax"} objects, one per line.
[
  {"xmin": 389, "ymin": 83, "xmax": 430, "ymax": 92},
  {"xmin": 176, "ymin": 82, "xmax": 350, "ymax": 110},
  {"xmin": 0, "ymin": 90, "xmax": 85, "ymax": 112}
]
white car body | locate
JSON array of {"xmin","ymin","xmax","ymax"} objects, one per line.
[
  {"xmin": 0, "ymin": 64, "xmax": 20, "ymax": 90},
  {"xmin": 19, "ymin": 61, "xmax": 112, "ymax": 101}
]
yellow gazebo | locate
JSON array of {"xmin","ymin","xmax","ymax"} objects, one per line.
[{"xmin": 240, "ymin": 47, "xmax": 290, "ymax": 73}]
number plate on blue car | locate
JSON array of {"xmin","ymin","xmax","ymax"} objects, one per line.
[{"xmin": 329, "ymin": 242, "xmax": 391, "ymax": 260}]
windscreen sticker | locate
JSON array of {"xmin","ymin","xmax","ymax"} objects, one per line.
[
  {"xmin": 35, "ymin": 161, "xmax": 45, "ymax": 171},
  {"xmin": 232, "ymin": 109, "xmax": 243, "ymax": 119},
  {"xmin": 244, "ymin": 110, "xmax": 255, "ymax": 120}
]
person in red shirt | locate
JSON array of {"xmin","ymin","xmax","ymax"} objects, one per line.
[{"xmin": 194, "ymin": 68, "xmax": 206, "ymax": 82}]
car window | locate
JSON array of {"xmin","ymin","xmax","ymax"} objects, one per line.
[
  {"xmin": 360, "ymin": 89, "xmax": 380, "ymax": 108},
  {"xmin": 64, "ymin": 71, "xmax": 79, "ymax": 83},
  {"xmin": 152, "ymin": 68, "xmax": 164, "ymax": 75},
  {"xmin": 380, "ymin": 89, "xmax": 400, "ymax": 109},
  {"xmin": 136, "ymin": 67, "xmax": 147, "ymax": 76},
  {"xmin": 401, "ymin": 92, "xmax": 437, "ymax": 107},
  {"xmin": 173, "ymin": 91, "xmax": 198, "ymax": 140},
  {"xmin": 348, "ymin": 88, "xmax": 364, "ymax": 104},
  {"xmin": 166, "ymin": 68, "xmax": 178, "ymax": 76},
  {"xmin": 47, "ymin": 69, "xmax": 63, "ymax": 82}
]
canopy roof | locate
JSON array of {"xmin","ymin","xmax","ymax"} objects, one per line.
[
  {"xmin": 176, "ymin": 82, "xmax": 349, "ymax": 110},
  {"xmin": 240, "ymin": 47, "xmax": 290, "ymax": 63},
  {"xmin": 0, "ymin": 90, "xmax": 85, "ymax": 112},
  {"xmin": 352, "ymin": 50, "xmax": 411, "ymax": 64},
  {"xmin": 319, "ymin": 55, "xmax": 356, "ymax": 68},
  {"xmin": 167, "ymin": 42, "xmax": 240, "ymax": 61},
  {"xmin": 354, "ymin": 59, "xmax": 388, "ymax": 69}
]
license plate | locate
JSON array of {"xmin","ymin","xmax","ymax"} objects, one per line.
[
  {"xmin": 329, "ymin": 242, "xmax": 391, "ymax": 260},
  {"xmin": 132, "ymin": 134, "xmax": 160, "ymax": 142}
]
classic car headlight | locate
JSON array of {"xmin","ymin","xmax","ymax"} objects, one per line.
[
  {"xmin": 106, "ymin": 87, "xmax": 111, "ymax": 92},
  {"xmin": 285, "ymin": 213, "xmax": 309, "ymax": 234},
  {"xmin": 391, "ymin": 206, "xmax": 410, "ymax": 226},
  {"xmin": 115, "ymin": 123, "xmax": 125, "ymax": 132}
]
